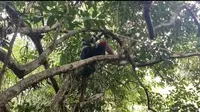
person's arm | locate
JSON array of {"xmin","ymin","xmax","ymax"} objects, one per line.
[{"xmin": 105, "ymin": 42, "xmax": 114, "ymax": 55}]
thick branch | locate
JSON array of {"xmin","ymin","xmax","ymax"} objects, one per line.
[
  {"xmin": 154, "ymin": 5, "xmax": 186, "ymax": 32},
  {"xmin": 3, "ymin": 3, "xmax": 199, "ymax": 81},
  {"xmin": 0, "ymin": 29, "xmax": 85, "ymax": 78},
  {"xmin": 143, "ymin": 1, "xmax": 155, "ymax": 39},
  {"xmin": 0, "ymin": 48, "xmax": 25, "ymax": 77},
  {"xmin": 19, "ymin": 21, "xmax": 62, "ymax": 34},
  {"xmin": 154, "ymin": 4, "xmax": 200, "ymax": 39},
  {"xmin": 184, "ymin": 6, "xmax": 200, "ymax": 37},
  {"xmin": 184, "ymin": 6, "xmax": 199, "ymax": 25},
  {"xmin": 0, "ymin": 20, "xmax": 22, "ymax": 77},
  {"xmin": 22, "ymin": 29, "xmax": 85, "ymax": 76},
  {"xmin": 0, "ymin": 23, "xmax": 19, "ymax": 88},
  {"xmin": 50, "ymin": 75, "xmax": 71, "ymax": 111},
  {"xmin": 0, "ymin": 55, "xmax": 120, "ymax": 107},
  {"xmin": 137, "ymin": 52, "xmax": 200, "ymax": 67},
  {"xmin": 32, "ymin": 26, "xmax": 61, "ymax": 93},
  {"xmin": 2, "ymin": 25, "xmax": 200, "ymax": 80},
  {"xmin": 0, "ymin": 51, "xmax": 200, "ymax": 107},
  {"xmin": 5, "ymin": 3, "xmax": 64, "ymax": 92}
]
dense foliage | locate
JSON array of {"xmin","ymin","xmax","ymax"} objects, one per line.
[{"xmin": 0, "ymin": 1, "xmax": 200, "ymax": 112}]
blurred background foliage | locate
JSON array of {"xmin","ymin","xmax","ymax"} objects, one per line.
[{"xmin": 0, "ymin": 1, "xmax": 200, "ymax": 112}]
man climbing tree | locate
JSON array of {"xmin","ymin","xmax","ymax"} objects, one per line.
[{"xmin": 75, "ymin": 32, "xmax": 115, "ymax": 111}]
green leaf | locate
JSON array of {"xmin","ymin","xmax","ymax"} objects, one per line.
[
  {"xmin": 69, "ymin": 7, "xmax": 76, "ymax": 15},
  {"xmin": 84, "ymin": 11, "xmax": 90, "ymax": 17},
  {"xmin": 72, "ymin": 21, "xmax": 81, "ymax": 27},
  {"xmin": 98, "ymin": 13, "xmax": 106, "ymax": 19},
  {"xmin": 31, "ymin": 16, "xmax": 43, "ymax": 24},
  {"xmin": 106, "ymin": 21, "xmax": 112, "ymax": 27},
  {"xmin": 98, "ymin": 19, "xmax": 106, "ymax": 28},
  {"xmin": 87, "ymin": 2, "xmax": 92, "ymax": 9},
  {"xmin": 92, "ymin": 10, "xmax": 98, "ymax": 18},
  {"xmin": 84, "ymin": 19, "xmax": 92, "ymax": 29},
  {"xmin": 47, "ymin": 15, "xmax": 56, "ymax": 27},
  {"xmin": 50, "ymin": 8, "xmax": 58, "ymax": 14}
]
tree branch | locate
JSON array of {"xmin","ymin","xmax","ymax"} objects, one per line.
[
  {"xmin": 1, "ymin": 25, "xmax": 200, "ymax": 80},
  {"xmin": 50, "ymin": 75, "xmax": 71, "ymax": 111},
  {"xmin": 5, "ymin": 2, "xmax": 65, "ymax": 92},
  {"xmin": 3, "ymin": 21, "xmax": 62, "ymax": 36},
  {"xmin": 184, "ymin": 6, "xmax": 200, "ymax": 37},
  {"xmin": 154, "ymin": 4, "xmax": 200, "ymax": 38},
  {"xmin": 0, "ymin": 21, "xmax": 21, "ymax": 89},
  {"xmin": 0, "ymin": 48, "xmax": 24, "ymax": 78},
  {"xmin": 137, "ymin": 52, "xmax": 200, "ymax": 67},
  {"xmin": 0, "ymin": 55, "xmax": 121, "ymax": 108},
  {"xmin": 0, "ymin": 29, "xmax": 85, "ymax": 78},
  {"xmin": 0, "ymin": 51, "xmax": 200, "ymax": 107},
  {"xmin": 80, "ymin": 93, "xmax": 104, "ymax": 105},
  {"xmin": 154, "ymin": 5, "xmax": 186, "ymax": 33},
  {"xmin": 124, "ymin": 47, "xmax": 156, "ymax": 112}
]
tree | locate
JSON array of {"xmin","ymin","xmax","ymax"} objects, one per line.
[{"xmin": 0, "ymin": 1, "xmax": 199, "ymax": 112}]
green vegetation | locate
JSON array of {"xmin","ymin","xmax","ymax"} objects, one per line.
[{"xmin": 0, "ymin": 1, "xmax": 199, "ymax": 112}]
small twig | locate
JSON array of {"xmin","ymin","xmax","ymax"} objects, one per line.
[
  {"xmin": 103, "ymin": 29, "xmax": 174, "ymax": 54},
  {"xmin": 124, "ymin": 47, "xmax": 157, "ymax": 112},
  {"xmin": 80, "ymin": 93, "xmax": 104, "ymax": 105},
  {"xmin": 153, "ymin": 66, "xmax": 165, "ymax": 80},
  {"xmin": 153, "ymin": 66, "xmax": 174, "ymax": 82},
  {"xmin": 103, "ymin": 68, "xmax": 130, "ymax": 90}
]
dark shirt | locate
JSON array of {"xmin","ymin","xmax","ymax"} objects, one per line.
[{"xmin": 80, "ymin": 40, "xmax": 106, "ymax": 77}]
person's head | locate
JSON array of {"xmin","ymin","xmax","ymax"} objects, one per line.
[{"xmin": 98, "ymin": 40, "xmax": 107, "ymax": 47}]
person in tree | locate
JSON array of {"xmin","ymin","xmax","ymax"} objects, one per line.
[{"xmin": 79, "ymin": 32, "xmax": 114, "ymax": 102}]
